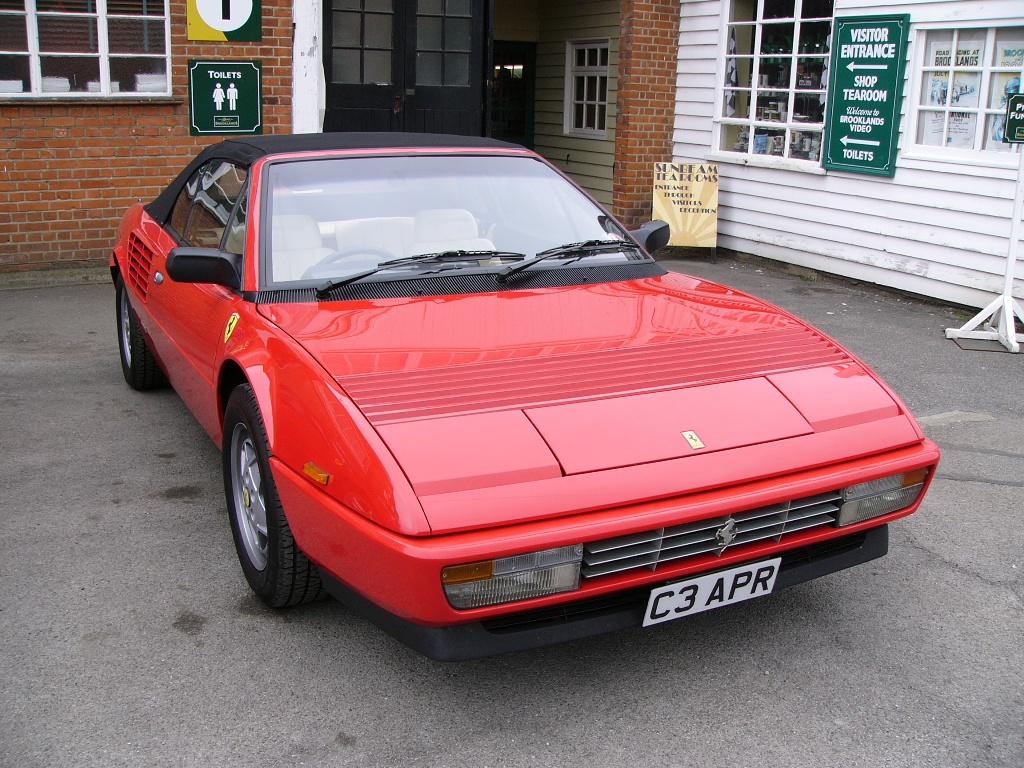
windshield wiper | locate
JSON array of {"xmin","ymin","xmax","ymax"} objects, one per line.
[
  {"xmin": 496, "ymin": 239, "xmax": 643, "ymax": 282},
  {"xmin": 314, "ymin": 250, "xmax": 525, "ymax": 299}
]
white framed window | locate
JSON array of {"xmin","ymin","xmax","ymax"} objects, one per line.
[
  {"xmin": 0, "ymin": 0, "xmax": 170, "ymax": 97},
  {"xmin": 564, "ymin": 39, "xmax": 610, "ymax": 137},
  {"xmin": 908, "ymin": 26, "xmax": 1024, "ymax": 156},
  {"xmin": 718, "ymin": 0, "xmax": 834, "ymax": 163}
]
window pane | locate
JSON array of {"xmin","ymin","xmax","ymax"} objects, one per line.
[
  {"xmin": 762, "ymin": 0, "xmax": 794, "ymax": 20},
  {"xmin": 946, "ymin": 111, "xmax": 977, "ymax": 149},
  {"xmin": 729, "ymin": 0, "xmax": 754, "ymax": 24},
  {"xmin": 990, "ymin": 71, "xmax": 1021, "ymax": 111},
  {"xmin": 585, "ymin": 75, "xmax": 596, "ymax": 101},
  {"xmin": 753, "ymin": 128, "xmax": 785, "ymax": 155},
  {"xmin": 37, "ymin": 15, "xmax": 98, "ymax": 53},
  {"xmin": 599, "ymin": 47, "xmax": 608, "ymax": 67},
  {"xmin": 418, "ymin": 0, "xmax": 442, "ymax": 14},
  {"xmin": 107, "ymin": 18, "xmax": 166, "ymax": 54},
  {"xmin": 112, "ymin": 58, "xmax": 166, "ymax": 92},
  {"xmin": 798, "ymin": 21, "xmax": 829, "ymax": 54},
  {"xmin": 40, "ymin": 55, "xmax": 98, "ymax": 91},
  {"xmin": 585, "ymin": 103, "xmax": 596, "ymax": 128},
  {"xmin": 446, "ymin": 0, "xmax": 470, "ymax": 15},
  {"xmin": 417, "ymin": 16, "xmax": 441, "ymax": 49},
  {"xmin": 416, "ymin": 51, "xmax": 442, "ymax": 85},
  {"xmin": 760, "ymin": 22, "xmax": 794, "ymax": 55},
  {"xmin": 445, "ymin": 17, "xmax": 470, "ymax": 52},
  {"xmin": 444, "ymin": 52, "xmax": 468, "ymax": 85},
  {"xmin": 984, "ymin": 114, "xmax": 1013, "ymax": 150},
  {"xmin": 574, "ymin": 103, "xmax": 583, "ymax": 129},
  {"xmin": 365, "ymin": 0, "xmax": 392, "ymax": 11},
  {"xmin": 363, "ymin": 49, "xmax": 389, "ymax": 84},
  {"xmin": 950, "ymin": 71, "xmax": 980, "ymax": 108},
  {"xmin": 333, "ymin": 0, "xmax": 360, "ymax": 9},
  {"xmin": 917, "ymin": 111, "xmax": 945, "ymax": 145},
  {"xmin": 800, "ymin": 0, "xmax": 833, "ymax": 20},
  {"xmin": 0, "ymin": 54, "xmax": 28, "ymax": 92},
  {"xmin": 575, "ymin": 47, "xmax": 585, "ymax": 67},
  {"xmin": 364, "ymin": 12, "xmax": 391, "ymax": 49},
  {"xmin": 42, "ymin": 0, "xmax": 94, "ymax": 12},
  {"xmin": 922, "ymin": 71, "xmax": 949, "ymax": 107},
  {"xmin": 332, "ymin": 48, "xmax": 360, "ymax": 83},
  {"xmin": 795, "ymin": 57, "xmax": 822, "ymax": 89},
  {"xmin": 107, "ymin": 0, "xmax": 165, "ymax": 15},
  {"xmin": 0, "ymin": 14, "xmax": 27, "ymax": 49},
  {"xmin": 587, "ymin": 47, "xmax": 597, "ymax": 67},
  {"xmin": 993, "ymin": 28, "xmax": 1024, "ymax": 66},
  {"xmin": 574, "ymin": 75, "xmax": 583, "ymax": 101},
  {"xmin": 0, "ymin": 0, "xmax": 26, "ymax": 9},
  {"xmin": 597, "ymin": 104, "xmax": 606, "ymax": 130},
  {"xmin": 789, "ymin": 129, "xmax": 821, "ymax": 160},
  {"xmin": 333, "ymin": 11, "xmax": 361, "ymax": 47}
]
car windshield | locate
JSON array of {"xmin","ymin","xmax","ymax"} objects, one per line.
[{"xmin": 263, "ymin": 153, "xmax": 632, "ymax": 285}]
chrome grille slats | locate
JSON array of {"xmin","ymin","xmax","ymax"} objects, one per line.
[{"xmin": 581, "ymin": 490, "xmax": 843, "ymax": 579}]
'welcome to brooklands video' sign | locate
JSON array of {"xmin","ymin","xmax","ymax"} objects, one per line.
[{"xmin": 822, "ymin": 15, "xmax": 910, "ymax": 177}]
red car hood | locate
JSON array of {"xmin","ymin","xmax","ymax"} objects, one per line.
[{"xmin": 260, "ymin": 273, "xmax": 909, "ymax": 529}]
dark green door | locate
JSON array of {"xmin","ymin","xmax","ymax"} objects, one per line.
[{"xmin": 323, "ymin": 0, "xmax": 487, "ymax": 135}]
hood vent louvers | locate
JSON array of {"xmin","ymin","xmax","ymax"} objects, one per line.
[{"xmin": 338, "ymin": 327, "xmax": 850, "ymax": 425}]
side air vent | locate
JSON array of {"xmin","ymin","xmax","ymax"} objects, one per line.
[{"xmin": 125, "ymin": 233, "xmax": 156, "ymax": 298}]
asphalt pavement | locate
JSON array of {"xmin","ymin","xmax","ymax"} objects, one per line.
[{"xmin": 1, "ymin": 255, "xmax": 1021, "ymax": 768}]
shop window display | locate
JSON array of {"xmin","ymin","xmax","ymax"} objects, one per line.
[
  {"xmin": 914, "ymin": 27, "xmax": 1024, "ymax": 153},
  {"xmin": 719, "ymin": 0, "xmax": 833, "ymax": 162}
]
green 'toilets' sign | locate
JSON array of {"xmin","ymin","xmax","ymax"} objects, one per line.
[
  {"xmin": 822, "ymin": 15, "xmax": 910, "ymax": 176},
  {"xmin": 188, "ymin": 60, "xmax": 263, "ymax": 136}
]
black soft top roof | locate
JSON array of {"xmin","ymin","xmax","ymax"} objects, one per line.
[{"xmin": 145, "ymin": 132, "xmax": 520, "ymax": 223}]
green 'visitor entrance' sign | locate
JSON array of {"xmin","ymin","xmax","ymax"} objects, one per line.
[
  {"xmin": 822, "ymin": 15, "xmax": 910, "ymax": 176},
  {"xmin": 188, "ymin": 60, "xmax": 263, "ymax": 136}
]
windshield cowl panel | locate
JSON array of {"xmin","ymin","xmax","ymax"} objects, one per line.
[{"xmin": 261, "ymin": 154, "xmax": 633, "ymax": 291}]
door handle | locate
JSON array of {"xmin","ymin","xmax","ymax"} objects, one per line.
[{"xmin": 393, "ymin": 94, "xmax": 403, "ymax": 113}]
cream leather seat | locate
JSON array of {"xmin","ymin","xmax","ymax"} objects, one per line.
[
  {"xmin": 410, "ymin": 208, "xmax": 494, "ymax": 255},
  {"xmin": 271, "ymin": 214, "xmax": 333, "ymax": 281}
]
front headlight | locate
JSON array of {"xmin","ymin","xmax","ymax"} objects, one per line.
[
  {"xmin": 441, "ymin": 544, "xmax": 583, "ymax": 609},
  {"xmin": 837, "ymin": 468, "xmax": 930, "ymax": 526}
]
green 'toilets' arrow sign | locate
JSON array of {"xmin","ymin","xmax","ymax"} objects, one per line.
[{"xmin": 822, "ymin": 15, "xmax": 910, "ymax": 176}]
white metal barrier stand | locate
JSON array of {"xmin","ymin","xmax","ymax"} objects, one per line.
[{"xmin": 945, "ymin": 141, "xmax": 1024, "ymax": 353}]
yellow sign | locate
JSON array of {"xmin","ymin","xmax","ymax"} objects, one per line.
[
  {"xmin": 652, "ymin": 163, "xmax": 719, "ymax": 248},
  {"xmin": 187, "ymin": 0, "xmax": 262, "ymax": 42}
]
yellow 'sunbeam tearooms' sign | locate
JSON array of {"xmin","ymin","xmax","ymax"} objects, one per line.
[{"xmin": 652, "ymin": 163, "xmax": 719, "ymax": 248}]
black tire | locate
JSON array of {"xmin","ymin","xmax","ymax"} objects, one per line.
[
  {"xmin": 223, "ymin": 384, "xmax": 323, "ymax": 607},
  {"xmin": 115, "ymin": 275, "xmax": 168, "ymax": 390}
]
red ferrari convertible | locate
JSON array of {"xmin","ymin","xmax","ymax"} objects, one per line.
[{"xmin": 111, "ymin": 133, "xmax": 939, "ymax": 659}]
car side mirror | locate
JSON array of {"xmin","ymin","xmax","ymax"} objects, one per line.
[
  {"xmin": 629, "ymin": 220, "xmax": 671, "ymax": 256},
  {"xmin": 166, "ymin": 247, "xmax": 242, "ymax": 290}
]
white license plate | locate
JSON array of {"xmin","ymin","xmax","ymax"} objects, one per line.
[{"xmin": 642, "ymin": 558, "xmax": 782, "ymax": 627}]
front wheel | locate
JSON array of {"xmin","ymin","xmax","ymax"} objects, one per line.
[
  {"xmin": 115, "ymin": 275, "xmax": 167, "ymax": 390},
  {"xmin": 223, "ymin": 384, "xmax": 323, "ymax": 607}
]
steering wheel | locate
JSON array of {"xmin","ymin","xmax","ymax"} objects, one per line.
[{"xmin": 301, "ymin": 245, "xmax": 396, "ymax": 280}]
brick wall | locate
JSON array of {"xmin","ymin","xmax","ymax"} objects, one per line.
[
  {"xmin": 0, "ymin": 0, "xmax": 294, "ymax": 273},
  {"xmin": 613, "ymin": 0, "xmax": 680, "ymax": 227}
]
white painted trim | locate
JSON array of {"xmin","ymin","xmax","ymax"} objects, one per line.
[{"xmin": 292, "ymin": 0, "xmax": 325, "ymax": 134}]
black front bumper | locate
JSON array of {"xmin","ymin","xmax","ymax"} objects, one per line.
[{"xmin": 321, "ymin": 525, "xmax": 888, "ymax": 662}]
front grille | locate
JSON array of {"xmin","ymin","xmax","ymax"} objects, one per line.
[{"xmin": 582, "ymin": 490, "xmax": 843, "ymax": 579}]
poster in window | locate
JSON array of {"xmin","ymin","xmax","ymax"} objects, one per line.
[
  {"xmin": 950, "ymin": 71, "xmax": 980, "ymax": 108},
  {"xmin": 918, "ymin": 111, "xmax": 945, "ymax": 146},
  {"xmin": 986, "ymin": 41, "xmax": 1024, "ymax": 147},
  {"xmin": 947, "ymin": 111, "xmax": 977, "ymax": 149}
]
